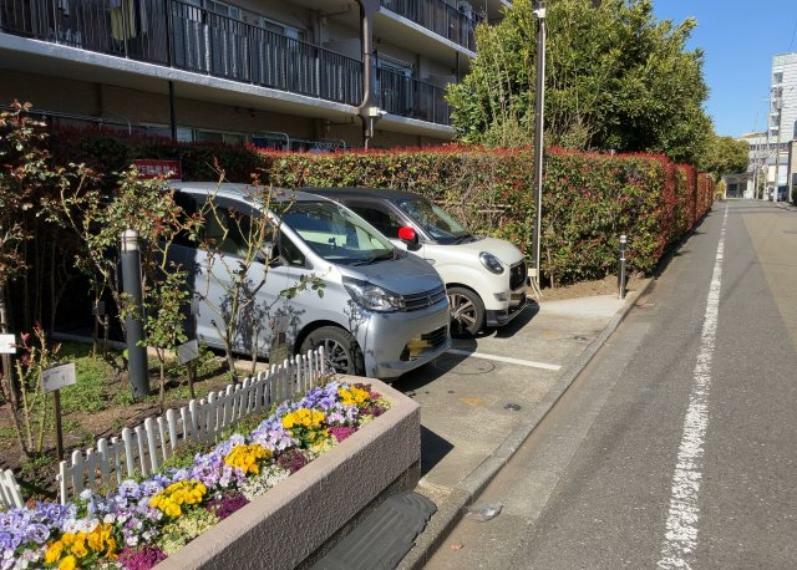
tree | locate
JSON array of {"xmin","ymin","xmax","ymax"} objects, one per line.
[
  {"xmin": 448, "ymin": 0, "xmax": 712, "ymax": 164},
  {"xmin": 699, "ymin": 134, "xmax": 749, "ymax": 180}
]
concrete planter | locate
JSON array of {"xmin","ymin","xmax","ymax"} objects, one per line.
[{"xmin": 156, "ymin": 378, "xmax": 420, "ymax": 570}]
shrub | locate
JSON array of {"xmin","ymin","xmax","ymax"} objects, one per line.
[
  {"xmin": 43, "ymin": 128, "xmax": 715, "ymax": 285},
  {"xmin": 262, "ymin": 146, "xmax": 715, "ymax": 284}
]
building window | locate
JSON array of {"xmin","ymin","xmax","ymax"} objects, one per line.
[{"xmin": 773, "ymin": 72, "xmax": 783, "ymax": 85}]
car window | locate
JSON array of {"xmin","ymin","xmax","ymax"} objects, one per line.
[
  {"xmin": 348, "ymin": 202, "xmax": 404, "ymax": 239},
  {"xmin": 279, "ymin": 232, "xmax": 306, "ymax": 267},
  {"xmin": 396, "ymin": 197, "xmax": 470, "ymax": 244},
  {"xmin": 281, "ymin": 201, "xmax": 395, "ymax": 265},
  {"xmin": 201, "ymin": 199, "xmax": 275, "ymax": 259},
  {"xmin": 173, "ymin": 191, "xmax": 201, "ymax": 247}
]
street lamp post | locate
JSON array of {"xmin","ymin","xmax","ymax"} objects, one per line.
[{"xmin": 531, "ymin": 0, "xmax": 546, "ymax": 291}]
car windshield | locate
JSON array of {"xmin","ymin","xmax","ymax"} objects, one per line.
[
  {"xmin": 396, "ymin": 197, "xmax": 472, "ymax": 244},
  {"xmin": 280, "ymin": 201, "xmax": 396, "ymax": 265}
]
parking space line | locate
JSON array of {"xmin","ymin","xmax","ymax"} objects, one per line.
[{"xmin": 447, "ymin": 349, "xmax": 562, "ymax": 371}]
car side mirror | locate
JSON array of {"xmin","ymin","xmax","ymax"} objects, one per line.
[{"xmin": 398, "ymin": 226, "xmax": 419, "ymax": 250}]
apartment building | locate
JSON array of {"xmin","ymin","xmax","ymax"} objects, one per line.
[
  {"xmin": 766, "ymin": 51, "xmax": 797, "ymax": 197},
  {"xmin": 0, "ymin": 0, "xmax": 508, "ymax": 150}
]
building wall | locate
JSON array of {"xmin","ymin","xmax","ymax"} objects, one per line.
[{"xmin": 769, "ymin": 52, "xmax": 797, "ymax": 188}]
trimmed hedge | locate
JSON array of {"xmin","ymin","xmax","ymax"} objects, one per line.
[
  {"xmin": 261, "ymin": 146, "xmax": 715, "ymax": 284},
  {"xmin": 46, "ymin": 130, "xmax": 714, "ymax": 284}
]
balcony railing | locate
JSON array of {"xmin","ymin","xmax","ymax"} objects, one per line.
[
  {"xmin": 0, "ymin": 0, "xmax": 363, "ymax": 107},
  {"xmin": 380, "ymin": 0, "xmax": 481, "ymax": 51},
  {"xmin": 379, "ymin": 68, "xmax": 450, "ymax": 125}
]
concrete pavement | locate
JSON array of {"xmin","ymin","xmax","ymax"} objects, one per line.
[{"xmin": 427, "ymin": 200, "xmax": 797, "ymax": 569}]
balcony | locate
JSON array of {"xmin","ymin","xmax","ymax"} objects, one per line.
[
  {"xmin": 379, "ymin": 0, "xmax": 481, "ymax": 52},
  {"xmin": 378, "ymin": 67, "xmax": 450, "ymax": 125},
  {"xmin": 0, "ymin": 0, "xmax": 363, "ymax": 107}
]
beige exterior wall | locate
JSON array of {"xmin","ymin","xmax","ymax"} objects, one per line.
[{"xmin": 0, "ymin": 68, "xmax": 449, "ymax": 148}]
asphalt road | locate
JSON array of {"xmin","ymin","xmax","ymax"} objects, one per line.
[{"xmin": 427, "ymin": 200, "xmax": 797, "ymax": 570}]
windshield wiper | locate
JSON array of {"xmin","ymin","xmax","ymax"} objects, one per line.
[{"xmin": 452, "ymin": 233, "xmax": 473, "ymax": 244}]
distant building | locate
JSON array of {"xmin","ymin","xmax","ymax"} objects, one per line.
[
  {"xmin": 766, "ymin": 51, "xmax": 797, "ymax": 198},
  {"xmin": 724, "ymin": 131, "xmax": 768, "ymax": 199}
]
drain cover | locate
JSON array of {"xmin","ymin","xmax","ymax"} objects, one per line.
[{"xmin": 312, "ymin": 492, "xmax": 437, "ymax": 570}]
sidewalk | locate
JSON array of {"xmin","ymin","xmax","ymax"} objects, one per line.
[{"xmin": 394, "ymin": 284, "xmax": 651, "ymax": 568}]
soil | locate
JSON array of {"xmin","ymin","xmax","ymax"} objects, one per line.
[
  {"xmin": 0, "ymin": 348, "xmax": 239, "ymax": 500},
  {"xmin": 534, "ymin": 272, "xmax": 646, "ymax": 302}
]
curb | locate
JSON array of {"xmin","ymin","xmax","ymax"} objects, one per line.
[{"xmin": 398, "ymin": 277, "xmax": 656, "ymax": 570}]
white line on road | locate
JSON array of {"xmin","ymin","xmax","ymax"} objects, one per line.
[
  {"xmin": 657, "ymin": 205, "xmax": 729, "ymax": 569},
  {"xmin": 447, "ymin": 348, "xmax": 562, "ymax": 371}
]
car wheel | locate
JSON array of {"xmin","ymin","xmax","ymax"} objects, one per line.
[
  {"xmin": 299, "ymin": 326, "xmax": 365, "ymax": 376},
  {"xmin": 447, "ymin": 286, "xmax": 485, "ymax": 337}
]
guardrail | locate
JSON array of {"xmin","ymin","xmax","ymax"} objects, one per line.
[
  {"xmin": 57, "ymin": 348, "xmax": 328, "ymax": 504},
  {"xmin": 379, "ymin": 68, "xmax": 451, "ymax": 125},
  {"xmin": 380, "ymin": 0, "xmax": 481, "ymax": 51},
  {"xmin": 0, "ymin": 0, "xmax": 363, "ymax": 106}
]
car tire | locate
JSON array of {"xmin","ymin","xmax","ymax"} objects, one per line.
[
  {"xmin": 299, "ymin": 326, "xmax": 365, "ymax": 376},
  {"xmin": 447, "ymin": 286, "xmax": 485, "ymax": 337}
]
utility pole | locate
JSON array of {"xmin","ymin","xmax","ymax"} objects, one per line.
[{"xmin": 531, "ymin": 0, "xmax": 546, "ymax": 289}]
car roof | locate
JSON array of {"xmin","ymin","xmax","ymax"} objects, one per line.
[
  {"xmin": 302, "ymin": 186, "xmax": 421, "ymax": 202},
  {"xmin": 168, "ymin": 182, "xmax": 322, "ymax": 204}
]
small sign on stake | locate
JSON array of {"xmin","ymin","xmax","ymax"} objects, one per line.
[
  {"xmin": 42, "ymin": 363, "xmax": 76, "ymax": 461},
  {"xmin": 177, "ymin": 339, "xmax": 199, "ymax": 365},
  {"xmin": 0, "ymin": 334, "xmax": 15, "ymax": 355}
]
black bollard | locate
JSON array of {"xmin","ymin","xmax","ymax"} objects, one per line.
[{"xmin": 120, "ymin": 229, "xmax": 149, "ymax": 399}]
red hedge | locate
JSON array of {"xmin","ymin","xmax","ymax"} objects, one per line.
[{"xmin": 45, "ymin": 129, "xmax": 714, "ymax": 284}]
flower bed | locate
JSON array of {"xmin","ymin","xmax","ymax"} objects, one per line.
[{"xmin": 1, "ymin": 381, "xmax": 390, "ymax": 570}]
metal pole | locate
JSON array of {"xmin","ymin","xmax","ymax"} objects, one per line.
[
  {"xmin": 120, "ymin": 230, "xmax": 149, "ymax": 399},
  {"xmin": 531, "ymin": 2, "xmax": 546, "ymax": 282},
  {"xmin": 618, "ymin": 234, "xmax": 627, "ymax": 300},
  {"xmin": 168, "ymin": 81, "xmax": 177, "ymax": 142}
]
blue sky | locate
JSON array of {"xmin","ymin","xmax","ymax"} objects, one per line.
[{"xmin": 653, "ymin": 0, "xmax": 797, "ymax": 137}]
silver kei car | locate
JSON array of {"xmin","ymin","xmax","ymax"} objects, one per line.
[{"xmin": 169, "ymin": 183, "xmax": 451, "ymax": 380}]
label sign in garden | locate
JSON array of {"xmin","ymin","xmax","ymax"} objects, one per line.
[
  {"xmin": 42, "ymin": 363, "xmax": 77, "ymax": 393},
  {"xmin": 0, "ymin": 334, "xmax": 15, "ymax": 354},
  {"xmin": 177, "ymin": 339, "xmax": 200, "ymax": 365}
]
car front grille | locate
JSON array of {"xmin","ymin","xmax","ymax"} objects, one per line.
[
  {"xmin": 401, "ymin": 325, "xmax": 449, "ymax": 361},
  {"xmin": 510, "ymin": 261, "xmax": 528, "ymax": 290},
  {"xmin": 402, "ymin": 286, "xmax": 447, "ymax": 312}
]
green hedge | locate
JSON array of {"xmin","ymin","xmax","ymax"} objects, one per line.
[
  {"xmin": 47, "ymin": 130, "xmax": 714, "ymax": 285},
  {"xmin": 262, "ymin": 146, "xmax": 715, "ymax": 284}
]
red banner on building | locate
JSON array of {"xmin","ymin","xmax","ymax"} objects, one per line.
[{"xmin": 131, "ymin": 159, "xmax": 182, "ymax": 180}]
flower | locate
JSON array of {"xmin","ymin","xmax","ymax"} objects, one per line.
[
  {"xmin": 329, "ymin": 426, "xmax": 356, "ymax": 442},
  {"xmin": 156, "ymin": 509, "xmax": 219, "ymax": 555},
  {"xmin": 117, "ymin": 546, "xmax": 167, "ymax": 570},
  {"xmin": 282, "ymin": 408, "xmax": 325, "ymax": 430},
  {"xmin": 337, "ymin": 385, "xmax": 371, "ymax": 407},
  {"xmin": 223, "ymin": 444, "xmax": 271, "ymax": 476},
  {"xmin": 148, "ymin": 481, "xmax": 207, "ymax": 519},
  {"xmin": 276, "ymin": 449, "xmax": 309, "ymax": 474},
  {"xmin": 205, "ymin": 492, "xmax": 249, "ymax": 520}
]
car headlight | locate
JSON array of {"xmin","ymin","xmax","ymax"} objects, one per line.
[
  {"xmin": 479, "ymin": 252, "xmax": 505, "ymax": 274},
  {"xmin": 343, "ymin": 277, "xmax": 404, "ymax": 312}
]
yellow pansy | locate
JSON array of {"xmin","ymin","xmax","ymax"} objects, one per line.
[{"xmin": 58, "ymin": 555, "xmax": 77, "ymax": 570}]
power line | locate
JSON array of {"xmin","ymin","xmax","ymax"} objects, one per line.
[{"xmin": 789, "ymin": 17, "xmax": 797, "ymax": 51}]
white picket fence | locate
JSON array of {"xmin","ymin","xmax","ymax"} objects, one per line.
[
  {"xmin": 57, "ymin": 348, "xmax": 328, "ymax": 504},
  {"xmin": 0, "ymin": 469, "xmax": 24, "ymax": 510}
]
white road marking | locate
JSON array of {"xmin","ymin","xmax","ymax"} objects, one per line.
[
  {"xmin": 447, "ymin": 349, "xmax": 562, "ymax": 371},
  {"xmin": 657, "ymin": 205, "xmax": 729, "ymax": 569}
]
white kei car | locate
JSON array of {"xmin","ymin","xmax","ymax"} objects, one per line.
[{"xmin": 306, "ymin": 188, "xmax": 529, "ymax": 336}]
